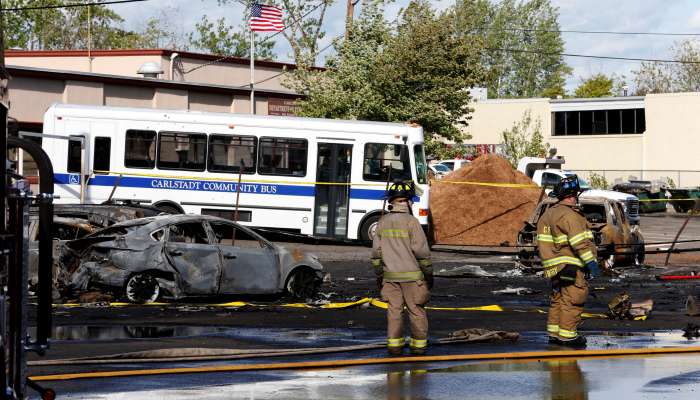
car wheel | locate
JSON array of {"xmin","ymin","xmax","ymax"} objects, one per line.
[
  {"xmin": 286, "ymin": 268, "xmax": 320, "ymax": 300},
  {"xmin": 126, "ymin": 273, "xmax": 160, "ymax": 304},
  {"xmin": 360, "ymin": 214, "xmax": 381, "ymax": 243}
]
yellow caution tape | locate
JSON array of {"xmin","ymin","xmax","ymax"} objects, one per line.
[
  {"xmin": 51, "ymin": 298, "xmax": 642, "ymax": 320},
  {"xmin": 433, "ymin": 180, "xmax": 539, "ymax": 189}
]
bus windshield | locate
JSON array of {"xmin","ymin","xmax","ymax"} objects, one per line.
[{"xmin": 414, "ymin": 145, "xmax": 427, "ymax": 184}]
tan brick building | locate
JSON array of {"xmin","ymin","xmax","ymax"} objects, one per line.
[{"xmin": 5, "ymin": 49, "xmax": 303, "ymax": 132}]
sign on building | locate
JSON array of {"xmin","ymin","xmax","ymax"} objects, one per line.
[{"xmin": 268, "ymin": 98, "xmax": 300, "ymax": 116}]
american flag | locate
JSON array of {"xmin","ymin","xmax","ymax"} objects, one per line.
[{"xmin": 250, "ymin": 3, "xmax": 284, "ymax": 32}]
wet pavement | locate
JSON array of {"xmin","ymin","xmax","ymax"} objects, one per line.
[{"xmin": 29, "ymin": 328, "xmax": 700, "ymax": 399}]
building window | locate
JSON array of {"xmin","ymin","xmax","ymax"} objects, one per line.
[
  {"xmin": 93, "ymin": 137, "xmax": 111, "ymax": 173},
  {"xmin": 67, "ymin": 138, "xmax": 82, "ymax": 173},
  {"xmin": 552, "ymin": 108, "xmax": 645, "ymax": 136},
  {"xmin": 125, "ymin": 130, "xmax": 156, "ymax": 169},
  {"xmin": 258, "ymin": 137, "xmax": 307, "ymax": 176},
  {"xmin": 157, "ymin": 132, "xmax": 207, "ymax": 171},
  {"xmin": 208, "ymin": 135, "xmax": 257, "ymax": 174},
  {"xmin": 363, "ymin": 143, "xmax": 411, "ymax": 182}
]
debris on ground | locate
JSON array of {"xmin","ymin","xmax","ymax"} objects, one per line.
[
  {"xmin": 607, "ymin": 292, "xmax": 654, "ymax": 320},
  {"xmin": 430, "ymin": 154, "xmax": 541, "ymax": 245},
  {"xmin": 682, "ymin": 323, "xmax": 700, "ymax": 339},
  {"xmin": 686, "ymin": 296, "xmax": 699, "ymax": 316},
  {"xmin": 435, "ymin": 265, "xmax": 494, "ymax": 278},
  {"xmin": 447, "ymin": 328, "xmax": 520, "ymax": 342},
  {"xmin": 78, "ymin": 291, "xmax": 113, "ymax": 304},
  {"xmin": 491, "ymin": 286, "xmax": 539, "ymax": 295}
]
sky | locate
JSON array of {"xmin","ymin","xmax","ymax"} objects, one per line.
[{"xmin": 112, "ymin": 0, "xmax": 700, "ymax": 94}]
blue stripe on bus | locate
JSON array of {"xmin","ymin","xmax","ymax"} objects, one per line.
[{"xmin": 54, "ymin": 173, "xmax": 415, "ymax": 200}]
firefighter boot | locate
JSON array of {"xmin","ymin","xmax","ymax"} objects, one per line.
[{"xmin": 558, "ymin": 334, "xmax": 587, "ymax": 348}]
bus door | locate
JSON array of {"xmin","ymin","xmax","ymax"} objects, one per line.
[{"xmin": 314, "ymin": 143, "xmax": 352, "ymax": 238}]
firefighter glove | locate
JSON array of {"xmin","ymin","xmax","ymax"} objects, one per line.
[{"xmin": 585, "ymin": 260, "xmax": 601, "ymax": 279}]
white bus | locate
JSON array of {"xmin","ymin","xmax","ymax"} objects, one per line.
[{"xmin": 40, "ymin": 104, "xmax": 430, "ymax": 241}]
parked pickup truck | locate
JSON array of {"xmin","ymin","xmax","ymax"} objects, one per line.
[
  {"xmin": 517, "ymin": 156, "xmax": 640, "ymax": 224},
  {"xmin": 517, "ymin": 196, "xmax": 645, "ymax": 269}
]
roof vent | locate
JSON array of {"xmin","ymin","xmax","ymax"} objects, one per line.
[{"xmin": 137, "ymin": 62, "xmax": 164, "ymax": 78}]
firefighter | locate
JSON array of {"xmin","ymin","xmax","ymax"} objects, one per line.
[
  {"xmin": 536, "ymin": 175, "xmax": 600, "ymax": 347},
  {"xmin": 371, "ymin": 180, "xmax": 432, "ymax": 356}
]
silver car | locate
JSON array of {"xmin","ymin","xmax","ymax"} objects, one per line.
[{"xmin": 62, "ymin": 215, "xmax": 324, "ymax": 303}]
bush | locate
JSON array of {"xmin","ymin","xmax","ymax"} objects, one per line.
[{"xmin": 588, "ymin": 173, "xmax": 609, "ymax": 189}]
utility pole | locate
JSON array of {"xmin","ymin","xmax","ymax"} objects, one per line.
[{"xmin": 345, "ymin": 0, "xmax": 359, "ymax": 40}]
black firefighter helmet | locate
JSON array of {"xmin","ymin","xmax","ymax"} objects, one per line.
[
  {"xmin": 385, "ymin": 180, "xmax": 416, "ymax": 203},
  {"xmin": 553, "ymin": 174, "xmax": 582, "ymax": 200}
]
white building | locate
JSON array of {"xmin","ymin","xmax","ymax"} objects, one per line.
[{"xmin": 464, "ymin": 93, "xmax": 700, "ymax": 187}]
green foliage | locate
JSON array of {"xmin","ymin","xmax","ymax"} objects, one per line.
[
  {"xmin": 499, "ymin": 110, "xmax": 549, "ymax": 168},
  {"xmin": 286, "ymin": 0, "xmax": 484, "ymax": 154},
  {"xmin": 588, "ymin": 172, "xmax": 609, "ymax": 190},
  {"xmin": 574, "ymin": 73, "xmax": 627, "ymax": 98},
  {"xmin": 664, "ymin": 177, "xmax": 677, "ymax": 189},
  {"xmin": 1, "ymin": 0, "xmax": 176, "ymax": 50},
  {"xmin": 634, "ymin": 39, "xmax": 700, "ymax": 94},
  {"xmin": 187, "ymin": 15, "xmax": 275, "ymax": 59},
  {"xmin": 454, "ymin": 0, "xmax": 571, "ymax": 98},
  {"xmin": 574, "ymin": 74, "xmax": 614, "ymax": 98}
]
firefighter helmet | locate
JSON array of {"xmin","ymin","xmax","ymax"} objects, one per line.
[
  {"xmin": 385, "ymin": 180, "xmax": 415, "ymax": 203},
  {"xmin": 553, "ymin": 175, "xmax": 582, "ymax": 200}
]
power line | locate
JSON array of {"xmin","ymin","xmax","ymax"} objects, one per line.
[
  {"xmin": 488, "ymin": 47, "xmax": 700, "ymax": 64},
  {"xmin": 490, "ymin": 27, "xmax": 700, "ymax": 37},
  {"xmin": 232, "ymin": 37, "xmax": 336, "ymax": 88},
  {"xmin": 184, "ymin": 1, "xmax": 328, "ymax": 75},
  {"xmin": 0, "ymin": 0, "xmax": 149, "ymax": 12}
]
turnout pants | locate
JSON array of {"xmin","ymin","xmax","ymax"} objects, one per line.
[
  {"xmin": 547, "ymin": 269, "xmax": 588, "ymax": 340},
  {"xmin": 381, "ymin": 281, "xmax": 430, "ymax": 350}
]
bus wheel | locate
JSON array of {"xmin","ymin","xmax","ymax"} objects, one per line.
[
  {"xmin": 360, "ymin": 214, "xmax": 381, "ymax": 242},
  {"xmin": 155, "ymin": 203, "xmax": 182, "ymax": 214},
  {"xmin": 126, "ymin": 273, "xmax": 160, "ymax": 304}
]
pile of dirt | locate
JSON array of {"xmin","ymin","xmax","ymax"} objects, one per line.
[{"xmin": 430, "ymin": 154, "xmax": 542, "ymax": 246}]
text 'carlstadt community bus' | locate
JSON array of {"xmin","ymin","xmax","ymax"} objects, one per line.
[{"xmin": 41, "ymin": 104, "xmax": 429, "ymax": 241}]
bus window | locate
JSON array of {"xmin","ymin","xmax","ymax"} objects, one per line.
[
  {"xmin": 414, "ymin": 144, "xmax": 427, "ymax": 184},
  {"xmin": 93, "ymin": 137, "xmax": 111, "ymax": 173},
  {"xmin": 258, "ymin": 137, "xmax": 307, "ymax": 177},
  {"xmin": 363, "ymin": 143, "xmax": 411, "ymax": 182},
  {"xmin": 157, "ymin": 131, "xmax": 207, "ymax": 171},
  {"xmin": 125, "ymin": 130, "xmax": 156, "ymax": 169},
  {"xmin": 208, "ymin": 135, "xmax": 257, "ymax": 174},
  {"xmin": 67, "ymin": 138, "xmax": 82, "ymax": 173}
]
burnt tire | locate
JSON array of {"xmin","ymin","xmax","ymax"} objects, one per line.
[
  {"xmin": 126, "ymin": 273, "xmax": 160, "ymax": 304},
  {"xmin": 286, "ymin": 268, "xmax": 320, "ymax": 300},
  {"xmin": 360, "ymin": 214, "xmax": 381, "ymax": 243}
]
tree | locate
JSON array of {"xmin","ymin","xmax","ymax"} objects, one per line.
[
  {"xmin": 286, "ymin": 0, "xmax": 485, "ymax": 154},
  {"xmin": 574, "ymin": 74, "xmax": 613, "ymax": 98},
  {"xmin": 500, "ymin": 110, "xmax": 549, "ymax": 168},
  {"xmin": 634, "ymin": 39, "xmax": 700, "ymax": 94},
  {"xmin": 454, "ymin": 0, "xmax": 571, "ymax": 98},
  {"xmin": 1, "ymin": 0, "xmax": 176, "ymax": 50},
  {"xmin": 187, "ymin": 15, "xmax": 275, "ymax": 59},
  {"xmin": 217, "ymin": 0, "xmax": 334, "ymax": 66}
]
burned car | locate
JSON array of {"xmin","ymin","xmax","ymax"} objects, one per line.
[
  {"xmin": 517, "ymin": 196, "xmax": 645, "ymax": 269},
  {"xmin": 60, "ymin": 215, "xmax": 324, "ymax": 302},
  {"xmin": 27, "ymin": 204, "xmax": 167, "ymax": 288}
]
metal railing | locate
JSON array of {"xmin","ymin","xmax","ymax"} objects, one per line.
[{"xmin": 570, "ymin": 169, "xmax": 700, "ymax": 189}]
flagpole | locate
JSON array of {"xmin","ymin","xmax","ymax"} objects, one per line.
[{"xmin": 250, "ymin": 26, "xmax": 255, "ymax": 114}]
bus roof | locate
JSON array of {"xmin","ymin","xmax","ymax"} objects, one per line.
[{"xmin": 46, "ymin": 103, "xmax": 423, "ymax": 137}]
